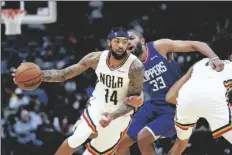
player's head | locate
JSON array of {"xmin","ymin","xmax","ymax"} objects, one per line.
[
  {"xmin": 107, "ymin": 27, "xmax": 129, "ymax": 60},
  {"xmin": 127, "ymin": 29, "xmax": 145, "ymax": 57}
]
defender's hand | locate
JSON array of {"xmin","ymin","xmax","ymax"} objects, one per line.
[
  {"xmin": 209, "ymin": 58, "xmax": 224, "ymax": 72},
  {"xmin": 124, "ymin": 96, "xmax": 144, "ymax": 108}
]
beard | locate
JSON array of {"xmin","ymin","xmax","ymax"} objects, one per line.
[
  {"xmin": 132, "ymin": 42, "xmax": 143, "ymax": 57},
  {"xmin": 110, "ymin": 46, "xmax": 127, "ymax": 60}
]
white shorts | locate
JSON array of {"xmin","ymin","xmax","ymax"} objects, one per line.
[
  {"xmin": 175, "ymin": 85, "xmax": 232, "ymax": 140},
  {"xmin": 82, "ymin": 97, "xmax": 132, "ymax": 154}
]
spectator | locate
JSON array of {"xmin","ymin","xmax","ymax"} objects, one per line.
[{"xmin": 9, "ymin": 88, "xmax": 29, "ymax": 112}]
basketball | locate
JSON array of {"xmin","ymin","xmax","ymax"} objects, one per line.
[{"xmin": 15, "ymin": 62, "xmax": 42, "ymax": 91}]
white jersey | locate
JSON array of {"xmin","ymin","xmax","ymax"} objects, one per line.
[
  {"xmin": 179, "ymin": 58, "xmax": 232, "ymax": 104},
  {"xmin": 76, "ymin": 51, "xmax": 137, "ymax": 154},
  {"xmin": 175, "ymin": 58, "xmax": 232, "ymax": 140},
  {"xmin": 92, "ymin": 50, "xmax": 137, "ymax": 113}
]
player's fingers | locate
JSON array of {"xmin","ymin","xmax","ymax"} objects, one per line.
[
  {"xmin": 210, "ymin": 63, "xmax": 216, "ymax": 70},
  {"xmin": 13, "ymin": 78, "xmax": 18, "ymax": 84},
  {"xmin": 218, "ymin": 63, "xmax": 224, "ymax": 71},
  {"xmin": 216, "ymin": 66, "xmax": 222, "ymax": 72},
  {"xmin": 12, "ymin": 68, "xmax": 16, "ymax": 73},
  {"xmin": 124, "ymin": 97, "xmax": 129, "ymax": 102}
]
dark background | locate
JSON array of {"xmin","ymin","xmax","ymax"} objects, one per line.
[{"xmin": 1, "ymin": 2, "xmax": 232, "ymax": 155}]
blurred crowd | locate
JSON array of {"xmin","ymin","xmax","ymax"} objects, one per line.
[{"xmin": 1, "ymin": 2, "xmax": 232, "ymax": 155}]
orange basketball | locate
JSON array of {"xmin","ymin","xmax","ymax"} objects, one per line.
[{"xmin": 15, "ymin": 62, "xmax": 42, "ymax": 91}]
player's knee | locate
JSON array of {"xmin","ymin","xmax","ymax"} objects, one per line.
[
  {"xmin": 176, "ymin": 127, "xmax": 192, "ymax": 140},
  {"xmin": 137, "ymin": 128, "xmax": 155, "ymax": 147},
  {"xmin": 118, "ymin": 134, "xmax": 134, "ymax": 148},
  {"xmin": 222, "ymin": 131, "xmax": 232, "ymax": 144},
  {"xmin": 67, "ymin": 121, "xmax": 92, "ymax": 148}
]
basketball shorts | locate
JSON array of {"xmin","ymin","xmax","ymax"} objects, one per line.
[
  {"xmin": 82, "ymin": 97, "xmax": 131, "ymax": 155},
  {"xmin": 127, "ymin": 101, "xmax": 176, "ymax": 141},
  {"xmin": 175, "ymin": 87, "xmax": 232, "ymax": 140}
]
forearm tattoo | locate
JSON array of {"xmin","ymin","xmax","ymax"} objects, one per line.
[{"xmin": 41, "ymin": 52, "xmax": 101, "ymax": 82}]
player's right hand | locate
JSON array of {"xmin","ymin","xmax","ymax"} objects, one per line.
[
  {"xmin": 209, "ymin": 58, "xmax": 224, "ymax": 72},
  {"xmin": 99, "ymin": 112, "xmax": 113, "ymax": 128},
  {"xmin": 11, "ymin": 68, "xmax": 18, "ymax": 84}
]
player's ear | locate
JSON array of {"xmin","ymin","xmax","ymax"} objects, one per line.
[
  {"xmin": 107, "ymin": 40, "xmax": 111, "ymax": 47},
  {"xmin": 141, "ymin": 38, "xmax": 145, "ymax": 45}
]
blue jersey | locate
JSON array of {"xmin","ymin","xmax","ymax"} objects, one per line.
[{"xmin": 143, "ymin": 42, "xmax": 182, "ymax": 105}]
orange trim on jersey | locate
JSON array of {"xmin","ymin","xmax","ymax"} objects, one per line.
[
  {"xmin": 82, "ymin": 109, "xmax": 98, "ymax": 134},
  {"xmin": 224, "ymin": 80, "xmax": 232, "ymax": 89},
  {"xmin": 212, "ymin": 106, "xmax": 232, "ymax": 138},
  {"xmin": 85, "ymin": 125, "xmax": 129, "ymax": 155},
  {"xmin": 213, "ymin": 125, "xmax": 232, "ymax": 138},
  {"xmin": 224, "ymin": 80, "xmax": 232, "ymax": 104},
  {"xmin": 175, "ymin": 122, "xmax": 195, "ymax": 130}
]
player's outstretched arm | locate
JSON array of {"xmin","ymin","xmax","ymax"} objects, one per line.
[
  {"xmin": 41, "ymin": 52, "xmax": 101, "ymax": 82},
  {"xmin": 154, "ymin": 39, "xmax": 224, "ymax": 71},
  {"xmin": 165, "ymin": 65, "xmax": 194, "ymax": 104},
  {"xmin": 110, "ymin": 59, "xmax": 144, "ymax": 120}
]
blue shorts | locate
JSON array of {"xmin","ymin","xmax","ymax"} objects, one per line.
[{"xmin": 127, "ymin": 101, "xmax": 176, "ymax": 141}]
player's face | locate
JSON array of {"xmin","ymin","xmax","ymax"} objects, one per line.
[
  {"xmin": 127, "ymin": 32, "xmax": 143, "ymax": 57},
  {"xmin": 108, "ymin": 37, "xmax": 128, "ymax": 60}
]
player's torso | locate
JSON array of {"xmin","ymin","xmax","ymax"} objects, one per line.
[
  {"xmin": 143, "ymin": 42, "xmax": 182, "ymax": 105},
  {"xmin": 92, "ymin": 50, "xmax": 136, "ymax": 112},
  {"xmin": 180, "ymin": 58, "xmax": 232, "ymax": 103}
]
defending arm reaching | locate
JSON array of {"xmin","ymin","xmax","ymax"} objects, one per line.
[
  {"xmin": 100, "ymin": 58, "xmax": 144, "ymax": 127},
  {"xmin": 41, "ymin": 52, "xmax": 101, "ymax": 82}
]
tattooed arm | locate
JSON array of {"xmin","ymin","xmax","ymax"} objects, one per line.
[
  {"xmin": 110, "ymin": 58, "xmax": 144, "ymax": 120},
  {"xmin": 41, "ymin": 52, "xmax": 101, "ymax": 82}
]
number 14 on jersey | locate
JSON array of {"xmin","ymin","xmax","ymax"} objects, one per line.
[{"xmin": 105, "ymin": 89, "xmax": 118, "ymax": 105}]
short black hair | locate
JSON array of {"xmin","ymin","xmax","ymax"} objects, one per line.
[
  {"xmin": 127, "ymin": 29, "xmax": 144, "ymax": 38},
  {"xmin": 211, "ymin": 35, "xmax": 232, "ymax": 60}
]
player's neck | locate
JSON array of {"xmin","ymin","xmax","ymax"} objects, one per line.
[
  {"xmin": 108, "ymin": 54, "xmax": 127, "ymax": 69},
  {"xmin": 139, "ymin": 45, "xmax": 148, "ymax": 62}
]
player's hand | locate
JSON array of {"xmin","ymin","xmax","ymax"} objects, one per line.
[
  {"xmin": 99, "ymin": 112, "xmax": 113, "ymax": 128},
  {"xmin": 209, "ymin": 58, "xmax": 224, "ymax": 72},
  {"xmin": 11, "ymin": 68, "xmax": 18, "ymax": 84},
  {"xmin": 124, "ymin": 96, "xmax": 144, "ymax": 108}
]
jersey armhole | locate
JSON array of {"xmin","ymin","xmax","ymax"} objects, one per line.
[{"xmin": 151, "ymin": 41, "xmax": 171, "ymax": 60}]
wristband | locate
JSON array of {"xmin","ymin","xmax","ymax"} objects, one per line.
[{"xmin": 209, "ymin": 56, "xmax": 219, "ymax": 62}]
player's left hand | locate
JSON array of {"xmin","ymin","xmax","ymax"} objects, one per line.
[
  {"xmin": 99, "ymin": 112, "xmax": 113, "ymax": 128},
  {"xmin": 209, "ymin": 58, "xmax": 224, "ymax": 72},
  {"xmin": 124, "ymin": 96, "xmax": 144, "ymax": 108}
]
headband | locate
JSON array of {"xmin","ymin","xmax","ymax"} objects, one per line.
[{"xmin": 107, "ymin": 31, "xmax": 129, "ymax": 40}]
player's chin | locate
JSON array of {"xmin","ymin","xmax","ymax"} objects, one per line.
[{"xmin": 115, "ymin": 50, "xmax": 125, "ymax": 55}]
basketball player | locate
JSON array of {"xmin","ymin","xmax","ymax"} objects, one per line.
[
  {"xmin": 115, "ymin": 29, "xmax": 225, "ymax": 155},
  {"xmin": 14, "ymin": 27, "xmax": 144, "ymax": 155},
  {"xmin": 166, "ymin": 51, "xmax": 232, "ymax": 155}
]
